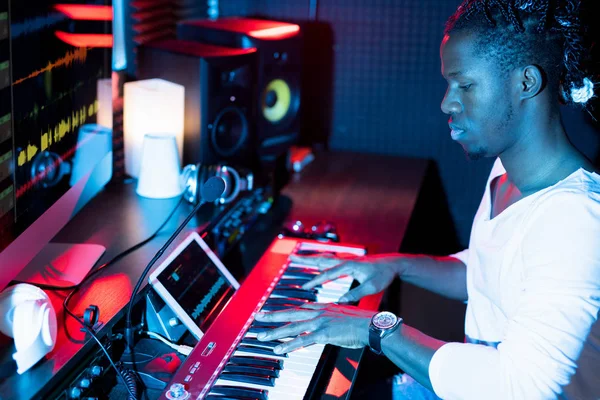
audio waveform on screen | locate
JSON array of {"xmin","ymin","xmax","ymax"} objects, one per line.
[
  {"xmin": 20, "ymin": 74, "xmax": 102, "ymax": 121},
  {"xmin": 14, "ymin": 132, "xmax": 96, "ymax": 200},
  {"xmin": 191, "ymin": 277, "xmax": 226, "ymax": 320},
  {"xmin": 13, "ymin": 47, "xmax": 88, "ymax": 85},
  {"xmin": 10, "ymin": 12, "xmax": 68, "ymax": 39},
  {"xmin": 16, "ymin": 100, "xmax": 98, "ymax": 167}
]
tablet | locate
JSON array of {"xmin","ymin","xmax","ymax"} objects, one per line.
[{"xmin": 148, "ymin": 231, "xmax": 240, "ymax": 339}]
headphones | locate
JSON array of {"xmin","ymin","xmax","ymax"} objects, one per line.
[
  {"xmin": 181, "ymin": 163, "xmax": 253, "ymax": 205},
  {"xmin": 0, "ymin": 284, "xmax": 57, "ymax": 375}
]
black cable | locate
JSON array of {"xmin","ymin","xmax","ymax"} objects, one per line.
[
  {"xmin": 124, "ymin": 198, "xmax": 207, "ymax": 350},
  {"xmin": 124, "ymin": 176, "xmax": 225, "ymax": 353},
  {"xmin": 14, "ymin": 196, "xmax": 185, "ymax": 292},
  {"xmin": 121, "ymin": 352, "xmax": 158, "ymax": 365},
  {"xmin": 72, "ymin": 318, "xmax": 137, "ymax": 399},
  {"xmin": 117, "ymin": 365, "xmax": 139, "ymax": 400},
  {"xmin": 59, "ymin": 196, "xmax": 184, "ymax": 399},
  {"xmin": 21, "ymin": 196, "xmax": 183, "ymax": 399}
]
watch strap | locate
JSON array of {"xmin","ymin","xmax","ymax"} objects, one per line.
[{"xmin": 369, "ymin": 326, "xmax": 383, "ymax": 355}]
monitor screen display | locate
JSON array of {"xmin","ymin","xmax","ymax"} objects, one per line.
[{"xmin": 0, "ymin": 1, "xmax": 112, "ymax": 289}]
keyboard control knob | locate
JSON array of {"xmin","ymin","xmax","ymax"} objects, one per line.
[
  {"xmin": 88, "ymin": 365, "xmax": 102, "ymax": 377},
  {"xmin": 78, "ymin": 378, "xmax": 91, "ymax": 389},
  {"xmin": 166, "ymin": 383, "xmax": 190, "ymax": 400},
  {"xmin": 69, "ymin": 387, "xmax": 82, "ymax": 399}
]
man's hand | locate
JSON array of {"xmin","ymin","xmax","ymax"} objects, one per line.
[
  {"xmin": 290, "ymin": 253, "xmax": 400, "ymax": 303},
  {"xmin": 254, "ymin": 303, "xmax": 376, "ymax": 354}
]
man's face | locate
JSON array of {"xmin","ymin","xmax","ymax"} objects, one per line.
[{"xmin": 440, "ymin": 31, "xmax": 517, "ymax": 160}]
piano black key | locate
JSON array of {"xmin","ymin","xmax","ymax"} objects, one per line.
[
  {"xmin": 286, "ymin": 266, "xmax": 320, "ymax": 276},
  {"xmin": 206, "ymin": 396, "xmax": 260, "ymax": 400},
  {"xmin": 277, "ymin": 278, "xmax": 314, "ymax": 286},
  {"xmin": 274, "ymin": 283, "xmax": 318, "ymax": 292},
  {"xmin": 237, "ymin": 345, "xmax": 288, "ymax": 357},
  {"xmin": 220, "ymin": 372, "xmax": 276, "ymax": 387},
  {"xmin": 228, "ymin": 355, "xmax": 284, "ymax": 370},
  {"xmin": 271, "ymin": 288, "xmax": 317, "ymax": 301},
  {"xmin": 282, "ymin": 272, "xmax": 319, "ymax": 280},
  {"xmin": 208, "ymin": 385, "xmax": 268, "ymax": 400},
  {"xmin": 241, "ymin": 337, "xmax": 284, "ymax": 350},
  {"xmin": 295, "ymin": 249, "xmax": 339, "ymax": 256},
  {"xmin": 264, "ymin": 298, "xmax": 307, "ymax": 306},
  {"xmin": 223, "ymin": 364, "xmax": 280, "ymax": 378}
]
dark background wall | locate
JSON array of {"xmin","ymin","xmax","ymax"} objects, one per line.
[{"xmin": 219, "ymin": 0, "xmax": 600, "ymax": 248}]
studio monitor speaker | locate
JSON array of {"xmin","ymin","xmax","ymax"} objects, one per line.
[
  {"xmin": 177, "ymin": 18, "xmax": 303, "ymax": 165},
  {"xmin": 137, "ymin": 39, "xmax": 258, "ymax": 168}
]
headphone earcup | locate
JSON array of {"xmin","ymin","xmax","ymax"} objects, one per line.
[
  {"xmin": 0, "ymin": 284, "xmax": 47, "ymax": 337},
  {"xmin": 12, "ymin": 298, "xmax": 57, "ymax": 374},
  {"xmin": 0, "ymin": 284, "xmax": 57, "ymax": 374}
]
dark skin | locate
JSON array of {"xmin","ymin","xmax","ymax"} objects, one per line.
[{"xmin": 256, "ymin": 30, "xmax": 595, "ymax": 390}]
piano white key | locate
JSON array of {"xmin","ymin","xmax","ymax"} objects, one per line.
[
  {"xmin": 234, "ymin": 348, "xmax": 319, "ymax": 369},
  {"xmin": 214, "ymin": 256, "xmax": 355, "ymax": 399},
  {"xmin": 219, "ymin": 347, "xmax": 326, "ymax": 392},
  {"xmin": 214, "ymin": 378, "xmax": 303, "ymax": 400}
]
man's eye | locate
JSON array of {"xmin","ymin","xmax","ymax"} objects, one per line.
[{"xmin": 460, "ymin": 84, "xmax": 472, "ymax": 91}]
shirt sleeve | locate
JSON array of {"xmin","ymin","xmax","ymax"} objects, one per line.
[
  {"xmin": 429, "ymin": 191, "xmax": 600, "ymax": 400},
  {"xmin": 449, "ymin": 248, "xmax": 469, "ymax": 266}
]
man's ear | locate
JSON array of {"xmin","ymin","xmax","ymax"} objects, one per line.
[{"xmin": 519, "ymin": 64, "xmax": 545, "ymax": 100}]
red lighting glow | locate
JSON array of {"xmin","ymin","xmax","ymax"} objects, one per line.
[
  {"xmin": 53, "ymin": 4, "xmax": 113, "ymax": 21},
  {"xmin": 346, "ymin": 357, "xmax": 359, "ymax": 370},
  {"xmin": 325, "ymin": 367, "xmax": 353, "ymax": 397},
  {"xmin": 55, "ymin": 32, "xmax": 113, "ymax": 48},
  {"xmin": 248, "ymin": 25, "xmax": 300, "ymax": 39}
]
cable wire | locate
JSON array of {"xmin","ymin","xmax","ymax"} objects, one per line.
[
  {"xmin": 59, "ymin": 196, "xmax": 185, "ymax": 399},
  {"xmin": 10, "ymin": 196, "xmax": 184, "ymax": 399},
  {"xmin": 14, "ymin": 196, "xmax": 185, "ymax": 292},
  {"xmin": 143, "ymin": 331, "xmax": 193, "ymax": 356}
]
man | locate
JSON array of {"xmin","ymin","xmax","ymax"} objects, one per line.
[{"xmin": 256, "ymin": 0, "xmax": 600, "ymax": 399}]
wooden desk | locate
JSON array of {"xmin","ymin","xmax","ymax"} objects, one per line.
[{"xmin": 0, "ymin": 151, "xmax": 428, "ymax": 400}]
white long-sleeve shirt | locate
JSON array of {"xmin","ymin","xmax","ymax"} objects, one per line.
[{"xmin": 429, "ymin": 158, "xmax": 600, "ymax": 400}]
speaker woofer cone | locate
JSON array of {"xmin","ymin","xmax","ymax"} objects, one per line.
[
  {"xmin": 210, "ymin": 106, "xmax": 248, "ymax": 157},
  {"xmin": 261, "ymin": 78, "xmax": 296, "ymax": 124}
]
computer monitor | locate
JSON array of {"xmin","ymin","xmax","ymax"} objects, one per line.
[{"xmin": 0, "ymin": 1, "xmax": 113, "ymax": 292}]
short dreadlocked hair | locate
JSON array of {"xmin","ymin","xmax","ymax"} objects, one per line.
[{"xmin": 445, "ymin": 0, "xmax": 595, "ymax": 107}]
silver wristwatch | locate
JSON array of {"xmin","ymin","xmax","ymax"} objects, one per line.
[{"xmin": 368, "ymin": 311, "xmax": 402, "ymax": 355}]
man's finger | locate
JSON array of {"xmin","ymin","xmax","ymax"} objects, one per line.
[
  {"xmin": 289, "ymin": 254, "xmax": 342, "ymax": 270},
  {"xmin": 338, "ymin": 279, "xmax": 379, "ymax": 303},
  {"xmin": 255, "ymin": 309, "xmax": 318, "ymax": 323},
  {"xmin": 301, "ymin": 262, "xmax": 352, "ymax": 290},
  {"xmin": 299, "ymin": 302, "xmax": 327, "ymax": 310},
  {"xmin": 257, "ymin": 320, "xmax": 317, "ymax": 342},
  {"xmin": 274, "ymin": 333, "xmax": 321, "ymax": 354}
]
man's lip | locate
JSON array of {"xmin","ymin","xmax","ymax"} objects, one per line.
[
  {"xmin": 451, "ymin": 129, "xmax": 465, "ymax": 140},
  {"xmin": 449, "ymin": 124, "xmax": 466, "ymax": 140}
]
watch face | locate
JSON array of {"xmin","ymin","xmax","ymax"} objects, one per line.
[{"xmin": 373, "ymin": 311, "xmax": 397, "ymax": 329}]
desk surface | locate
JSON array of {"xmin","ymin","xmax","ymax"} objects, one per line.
[{"xmin": 0, "ymin": 151, "xmax": 428, "ymax": 400}]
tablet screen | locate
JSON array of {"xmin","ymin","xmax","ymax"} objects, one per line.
[{"xmin": 149, "ymin": 232, "xmax": 239, "ymax": 338}]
